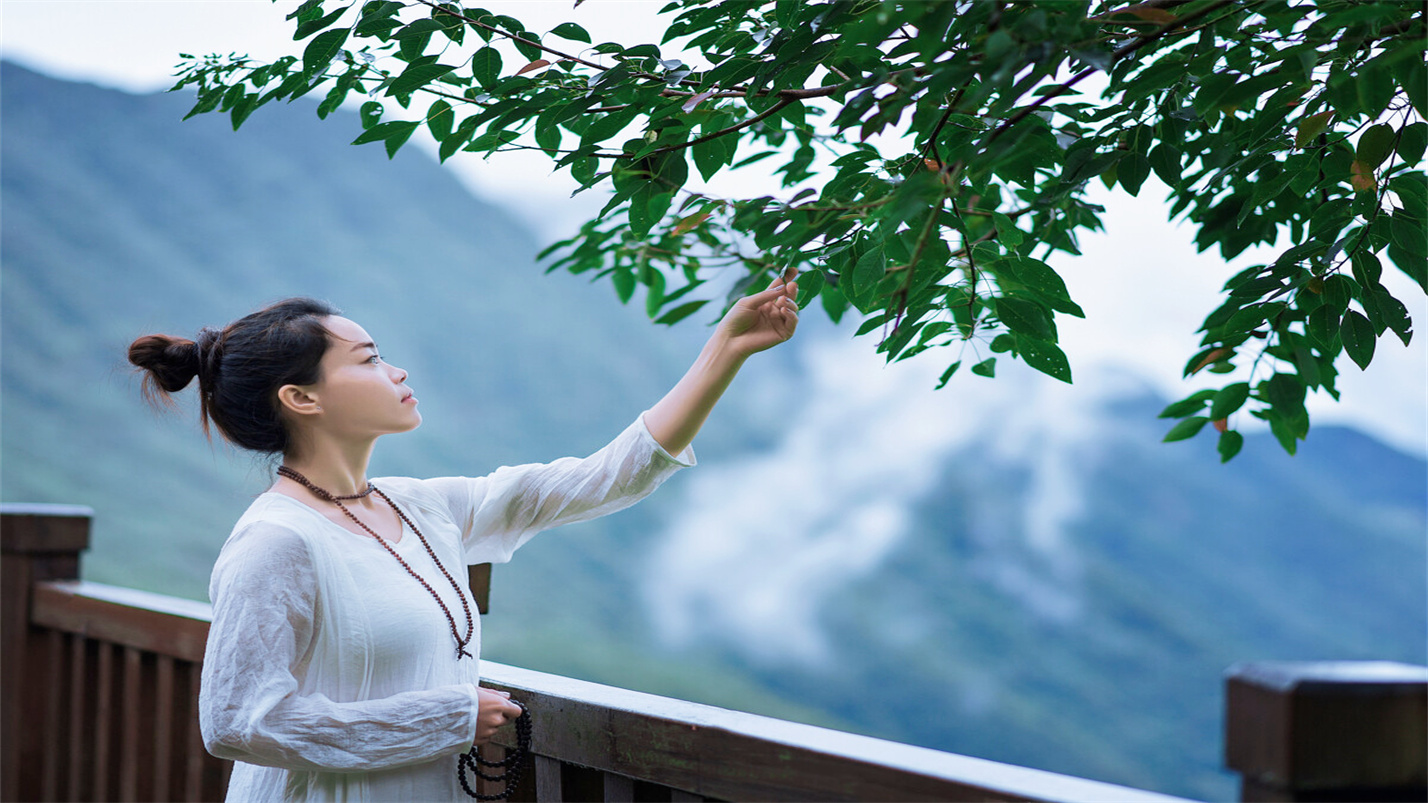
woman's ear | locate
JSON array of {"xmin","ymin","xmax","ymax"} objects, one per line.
[{"xmin": 276, "ymin": 384, "xmax": 323, "ymax": 417}]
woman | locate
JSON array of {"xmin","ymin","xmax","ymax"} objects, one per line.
[{"xmin": 127, "ymin": 271, "xmax": 798, "ymax": 801}]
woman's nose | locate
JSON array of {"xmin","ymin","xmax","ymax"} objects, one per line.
[{"xmin": 388, "ymin": 363, "xmax": 408, "ymax": 383}]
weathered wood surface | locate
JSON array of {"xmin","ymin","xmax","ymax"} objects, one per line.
[
  {"xmin": 1226, "ymin": 661, "xmax": 1428, "ymax": 802},
  {"xmin": 3, "ymin": 506, "xmax": 231, "ymax": 802},
  {"xmin": 478, "ymin": 661, "xmax": 1197, "ymax": 803},
  {"xmin": 2, "ymin": 504, "xmax": 93, "ymax": 802},
  {"xmin": 31, "ymin": 581, "xmax": 213, "ymax": 663}
]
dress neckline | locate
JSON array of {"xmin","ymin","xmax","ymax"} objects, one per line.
[{"xmin": 260, "ymin": 490, "xmax": 409, "ymax": 548}]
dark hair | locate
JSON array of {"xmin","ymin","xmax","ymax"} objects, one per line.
[{"xmin": 128, "ymin": 297, "xmax": 341, "ymax": 454}]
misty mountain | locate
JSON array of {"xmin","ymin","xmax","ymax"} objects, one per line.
[{"xmin": 3, "ymin": 62, "xmax": 1423, "ymax": 801}]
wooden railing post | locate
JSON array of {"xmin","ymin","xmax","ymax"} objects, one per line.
[
  {"xmin": 1226, "ymin": 661, "xmax": 1428, "ymax": 802},
  {"xmin": 1, "ymin": 503, "xmax": 93, "ymax": 802}
]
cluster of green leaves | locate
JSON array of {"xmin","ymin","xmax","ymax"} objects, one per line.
[{"xmin": 172, "ymin": 0, "xmax": 1426, "ymax": 459}]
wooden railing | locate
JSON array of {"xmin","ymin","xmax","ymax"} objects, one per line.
[{"xmin": 3, "ymin": 505, "xmax": 1423, "ymax": 802}]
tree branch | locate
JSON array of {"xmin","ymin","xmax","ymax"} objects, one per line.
[
  {"xmin": 986, "ymin": 0, "xmax": 1245, "ymax": 145},
  {"xmin": 639, "ymin": 98, "xmax": 795, "ymax": 159}
]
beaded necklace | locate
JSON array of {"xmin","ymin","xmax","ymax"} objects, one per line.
[{"xmin": 276, "ymin": 466, "xmax": 475, "ymax": 660}]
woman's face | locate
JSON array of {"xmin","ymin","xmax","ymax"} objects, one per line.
[{"xmin": 304, "ymin": 315, "xmax": 421, "ymax": 439}]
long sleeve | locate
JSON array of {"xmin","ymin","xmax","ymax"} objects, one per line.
[
  {"xmin": 199, "ymin": 522, "xmax": 481, "ymax": 772},
  {"xmin": 423, "ymin": 412, "xmax": 696, "ymax": 565}
]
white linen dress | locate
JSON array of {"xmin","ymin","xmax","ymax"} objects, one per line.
[{"xmin": 199, "ymin": 415, "xmax": 694, "ymax": 802}]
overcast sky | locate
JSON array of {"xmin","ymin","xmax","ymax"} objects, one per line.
[{"xmin": 3, "ymin": 0, "xmax": 1424, "ymax": 455}]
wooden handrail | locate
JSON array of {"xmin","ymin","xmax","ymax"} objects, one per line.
[
  {"xmin": 32, "ymin": 581, "xmax": 212, "ymax": 663},
  {"xmin": 22, "ymin": 578, "xmax": 1194, "ymax": 803},
  {"xmin": 477, "ymin": 661, "xmax": 1195, "ymax": 803}
]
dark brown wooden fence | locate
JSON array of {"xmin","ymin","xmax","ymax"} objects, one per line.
[{"xmin": 5, "ymin": 504, "xmax": 1422, "ymax": 802}]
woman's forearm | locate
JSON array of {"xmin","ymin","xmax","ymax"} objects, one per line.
[{"xmin": 644, "ymin": 332, "xmax": 746, "ymax": 457}]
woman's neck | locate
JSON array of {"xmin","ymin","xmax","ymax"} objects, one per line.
[{"xmin": 276, "ymin": 435, "xmax": 378, "ymax": 497}]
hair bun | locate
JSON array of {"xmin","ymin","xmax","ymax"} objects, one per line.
[{"xmin": 128, "ymin": 333, "xmax": 202, "ymax": 395}]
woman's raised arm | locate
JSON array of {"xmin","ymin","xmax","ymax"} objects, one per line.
[{"xmin": 643, "ymin": 269, "xmax": 800, "ymax": 456}]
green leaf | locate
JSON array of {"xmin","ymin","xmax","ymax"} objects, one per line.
[
  {"xmin": 511, "ymin": 32, "xmax": 543, "ymax": 62},
  {"xmin": 351, "ymin": 120, "xmax": 419, "ymax": 158},
  {"xmin": 427, "ymin": 99, "xmax": 453, "ymax": 140},
  {"xmin": 302, "ymin": 28, "xmax": 348, "ymax": 78},
  {"xmin": 583, "ymin": 106, "xmax": 641, "ymax": 147},
  {"xmin": 382, "ymin": 121, "xmax": 418, "ymax": 158},
  {"xmin": 1148, "ymin": 144, "xmax": 1182, "ymax": 188},
  {"xmin": 612, "ymin": 265, "xmax": 636, "ymax": 303},
  {"xmin": 655, "ymin": 300, "xmax": 709, "ymax": 325},
  {"xmin": 287, "ymin": 0, "xmax": 321, "ymax": 21},
  {"xmin": 644, "ymin": 266, "xmax": 667, "ymax": 317},
  {"xmin": 1399, "ymin": 52, "xmax": 1428, "ymax": 119},
  {"xmin": 1118, "ymin": 152, "xmax": 1152, "ymax": 196},
  {"xmin": 389, "ymin": 62, "xmax": 455, "ymax": 97},
  {"xmin": 1356, "ymin": 123, "xmax": 1396, "ymax": 170},
  {"xmin": 1217, "ymin": 430, "xmax": 1244, "ymax": 463},
  {"xmin": 1366, "ymin": 287, "xmax": 1413, "ymax": 345},
  {"xmin": 439, "ymin": 116, "xmax": 478, "ymax": 162},
  {"xmin": 351, "ymin": 120, "xmax": 414, "ymax": 145},
  {"xmin": 551, "ymin": 22, "xmax": 591, "ymax": 43},
  {"xmin": 854, "ymin": 312, "xmax": 889, "ymax": 337},
  {"xmin": 1295, "ymin": 110, "xmax": 1333, "ymax": 148},
  {"xmin": 1268, "ymin": 415, "xmax": 1299, "ymax": 455},
  {"xmin": 570, "ymin": 154, "xmax": 598, "ymax": 185},
  {"xmin": 1399, "ymin": 122, "xmax": 1427, "ymax": 166},
  {"xmin": 467, "ymin": 128, "xmax": 520, "ymax": 153},
  {"xmin": 394, "ymin": 19, "xmax": 443, "ymax": 59},
  {"xmin": 1016, "ymin": 337, "xmax": 1072, "ymax": 383},
  {"xmin": 692, "ymin": 136, "xmax": 733, "ymax": 182},
  {"xmin": 820, "ymin": 284, "xmax": 849, "ymax": 324},
  {"xmin": 935, "ymin": 361, "xmax": 961, "ymax": 390},
  {"xmin": 1340, "ymin": 309, "xmax": 1375, "ymax": 369},
  {"xmin": 294, "ymin": 5, "xmax": 348, "ymax": 40},
  {"xmin": 851, "ymin": 247, "xmax": 886, "ymax": 299},
  {"xmin": 1322, "ymin": 274, "xmax": 1356, "ymax": 311},
  {"xmin": 992, "ymin": 212, "xmax": 1023, "ymax": 248},
  {"xmin": 1163, "ymin": 416, "xmax": 1210, "ymax": 443},
  {"xmin": 628, "ymin": 186, "xmax": 656, "ymax": 238},
  {"xmin": 971, "ymin": 358, "xmax": 996, "ymax": 378},
  {"xmin": 360, "ymin": 100, "xmax": 383, "ymax": 129},
  {"xmin": 1159, "ymin": 389, "xmax": 1216, "ymax": 418},
  {"xmin": 1351, "ymin": 250, "xmax": 1383, "ymax": 290},
  {"xmin": 1265, "ymin": 373, "xmax": 1306, "ymax": 417},
  {"xmin": 230, "ymin": 93, "xmax": 259, "ymax": 130},
  {"xmin": 1306, "ymin": 305, "xmax": 1341, "ymax": 349},
  {"xmin": 471, "ymin": 47, "xmax": 503, "ymax": 88},
  {"xmin": 995, "ymin": 296, "xmax": 1054, "ymax": 340},
  {"xmin": 1209, "ymin": 382, "xmax": 1250, "ymax": 420},
  {"xmin": 1000, "ymin": 257, "xmax": 1082, "ymax": 317},
  {"xmin": 1390, "ymin": 212, "xmax": 1426, "ymax": 259}
]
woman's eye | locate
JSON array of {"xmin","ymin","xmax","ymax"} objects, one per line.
[{"xmin": 367, "ymin": 355, "xmax": 381, "ymax": 364}]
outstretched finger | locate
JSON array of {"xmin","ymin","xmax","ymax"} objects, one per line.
[
  {"xmin": 763, "ymin": 267, "xmax": 799, "ymax": 291},
  {"xmin": 744, "ymin": 282, "xmax": 791, "ymax": 307}
]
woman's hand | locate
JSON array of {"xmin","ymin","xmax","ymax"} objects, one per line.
[
  {"xmin": 643, "ymin": 268, "xmax": 800, "ymax": 455},
  {"xmin": 474, "ymin": 687, "xmax": 522, "ymax": 745},
  {"xmin": 714, "ymin": 267, "xmax": 800, "ymax": 358}
]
